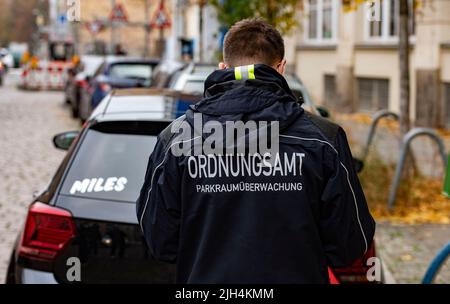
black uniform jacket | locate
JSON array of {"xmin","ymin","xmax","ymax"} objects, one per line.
[{"xmin": 137, "ymin": 64, "xmax": 376, "ymax": 283}]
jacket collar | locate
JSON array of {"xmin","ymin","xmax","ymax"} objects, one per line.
[
  {"xmin": 186, "ymin": 64, "xmax": 303, "ymax": 132},
  {"xmin": 203, "ymin": 64, "xmax": 296, "ymax": 100}
]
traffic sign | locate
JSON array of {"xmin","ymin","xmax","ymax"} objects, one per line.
[
  {"xmin": 85, "ymin": 20, "xmax": 105, "ymax": 35},
  {"xmin": 110, "ymin": 3, "xmax": 128, "ymax": 23},
  {"xmin": 57, "ymin": 14, "xmax": 67, "ymax": 25},
  {"xmin": 151, "ymin": 1, "xmax": 171, "ymax": 29}
]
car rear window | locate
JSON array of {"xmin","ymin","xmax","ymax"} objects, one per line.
[
  {"xmin": 60, "ymin": 121, "xmax": 167, "ymax": 203},
  {"xmin": 109, "ymin": 63, "xmax": 153, "ymax": 80}
]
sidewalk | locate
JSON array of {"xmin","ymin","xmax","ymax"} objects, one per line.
[
  {"xmin": 0, "ymin": 73, "xmax": 79, "ymax": 283},
  {"xmin": 337, "ymin": 113, "xmax": 450, "ymax": 284},
  {"xmin": 376, "ymin": 222, "xmax": 450, "ymax": 283},
  {"xmin": 337, "ymin": 113, "xmax": 450, "ymax": 179}
]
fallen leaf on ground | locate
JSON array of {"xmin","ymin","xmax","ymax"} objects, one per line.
[{"xmin": 400, "ymin": 254, "xmax": 414, "ymax": 261}]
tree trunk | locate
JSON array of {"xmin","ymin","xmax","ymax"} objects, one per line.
[
  {"xmin": 199, "ymin": 0, "xmax": 206, "ymax": 62},
  {"xmin": 266, "ymin": 0, "xmax": 276, "ymax": 25},
  {"xmin": 399, "ymin": 0, "xmax": 417, "ymax": 179},
  {"xmin": 399, "ymin": 0, "xmax": 410, "ymax": 136},
  {"xmin": 144, "ymin": 0, "xmax": 150, "ymax": 58}
]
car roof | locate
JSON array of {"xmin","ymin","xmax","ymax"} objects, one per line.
[
  {"xmin": 104, "ymin": 56, "xmax": 159, "ymax": 64},
  {"xmin": 154, "ymin": 59, "xmax": 187, "ymax": 72},
  {"xmin": 80, "ymin": 55, "xmax": 104, "ymax": 70},
  {"xmin": 89, "ymin": 88, "xmax": 201, "ymax": 123},
  {"xmin": 182, "ymin": 74, "xmax": 208, "ymax": 81},
  {"xmin": 182, "ymin": 62, "xmax": 217, "ymax": 75},
  {"xmin": 172, "ymin": 74, "xmax": 207, "ymax": 92},
  {"xmin": 82, "ymin": 54, "xmax": 104, "ymax": 60}
]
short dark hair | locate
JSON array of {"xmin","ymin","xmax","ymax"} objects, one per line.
[{"xmin": 223, "ymin": 18, "xmax": 285, "ymax": 67}]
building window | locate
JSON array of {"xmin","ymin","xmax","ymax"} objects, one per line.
[
  {"xmin": 309, "ymin": 0, "xmax": 318, "ymax": 39},
  {"xmin": 366, "ymin": 0, "xmax": 416, "ymax": 42},
  {"xmin": 322, "ymin": 0, "xmax": 333, "ymax": 39},
  {"xmin": 357, "ymin": 78, "xmax": 389, "ymax": 111},
  {"xmin": 306, "ymin": 0, "xmax": 338, "ymax": 43},
  {"xmin": 324, "ymin": 74, "xmax": 336, "ymax": 105}
]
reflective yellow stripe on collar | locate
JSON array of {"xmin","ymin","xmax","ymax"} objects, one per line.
[{"xmin": 234, "ymin": 64, "xmax": 255, "ymax": 80}]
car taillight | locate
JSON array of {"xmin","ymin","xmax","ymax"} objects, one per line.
[
  {"xmin": 333, "ymin": 241, "xmax": 378, "ymax": 284},
  {"xmin": 19, "ymin": 202, "xmax": 76, "ymax": 261},
  {"xmin": 328, "ymin": 268, "xmax": 340, "ymax": 284},
  {"xmin": 99, "ymin": 83, "xmax": 111, "ymax": 92}
]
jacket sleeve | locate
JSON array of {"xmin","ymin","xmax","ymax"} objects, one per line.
[
  {"xmin": 319, "ymin": 127, "xmax": 376, "ymax": 267},
  {"xmin": 136, "ymin": 136, "xmax": 181, "ymax": 263}
]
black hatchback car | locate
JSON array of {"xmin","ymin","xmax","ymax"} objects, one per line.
[{"xmin": 5, "ymin": 89, "xmax": 200, "ymax": 284}]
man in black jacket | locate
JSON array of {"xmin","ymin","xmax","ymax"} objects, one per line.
[{"xmin": 137, "ymin": 18, "xmax": 375, "ymax": 283}]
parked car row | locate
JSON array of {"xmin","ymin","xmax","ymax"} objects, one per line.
[
  {"xmin": 0, "ymin": 48, "xmax": 15, "ymax": 71},
  {"xmin": 0, "ymin": 61, "xmax": 5, "ymax": 87},
  {"xmin": 65, "ymin": 56, "xmax": 329, "ymax": 124},
  {"xmin": 153, "ymin": 60, "xmax": 322, "ymax": 115},
  {"xmin": 65, "ymin": 56, "xmax": 159, "ymax": 122},
  {"xmin": 65, "ymin": 55, "xmax": 103, "ymax": 118},
  {"xmin": 0, "ymin": 48, "xmax": 14, "ymax": 87}
]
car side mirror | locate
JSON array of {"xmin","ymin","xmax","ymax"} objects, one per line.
[
  {"xmin": 53, "ymin": 131, "xmax": 79, "ymax": 150},
  {"xmin": 353, "ymin": 157, "xmax": 364, "ymax": 173},
  {"xmin": 316, "ymin": 106, "xmax": 330, "ymax": 118}
]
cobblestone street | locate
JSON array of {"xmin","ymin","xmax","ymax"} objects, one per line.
[{"xmin": 0, "ymin": 71, "xmax": 79, "ymax": 282}]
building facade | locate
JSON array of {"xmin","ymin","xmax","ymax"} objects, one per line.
[
  {"xmin": 294, "ymin": 0, "xmax": 450, "ymax": 128},
  {"xmin": 69, "ymin": 0, "xmax": 158, "ymax": 56},
  {"xmin": 170, "ymin": 0, "xmax": 221, "ymax": 62},
  {"xmin": 67, "ymin": 0, "xmax": 220, "ymax": 61}
]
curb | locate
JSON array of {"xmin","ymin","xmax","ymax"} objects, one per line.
[{"xmin": 382, "ymin": 259, "xmax": 397, "ymax": 284}]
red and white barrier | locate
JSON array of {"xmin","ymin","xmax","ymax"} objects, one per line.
[{"xmin": 20, "ymin": 61, "xmax": 72, "ymax": 91}]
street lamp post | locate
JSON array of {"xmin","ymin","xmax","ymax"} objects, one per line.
[{"xmin": 198, "ymin": 0, "xmax": 207, "ymax": 62}]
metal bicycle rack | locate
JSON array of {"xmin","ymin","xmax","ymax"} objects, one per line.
[
  {"xmin": 387, "ymin": 128, "xmax": 448, "ymax": 210},
  {"xmin": 362, "ymin": 109, "xmax": 399, "ymax": 161},
  {"xmin": 422, "ymin": 241, "xmax": 450, "ymax": 284}
]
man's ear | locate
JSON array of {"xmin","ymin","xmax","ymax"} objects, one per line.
[
  {"xmin": 276, "ymin": 59, "xmax": 287, "ymax": 75},
  {"xmin": 218, "ymin": 62, "xmax": 228, "ymax": 70}
]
